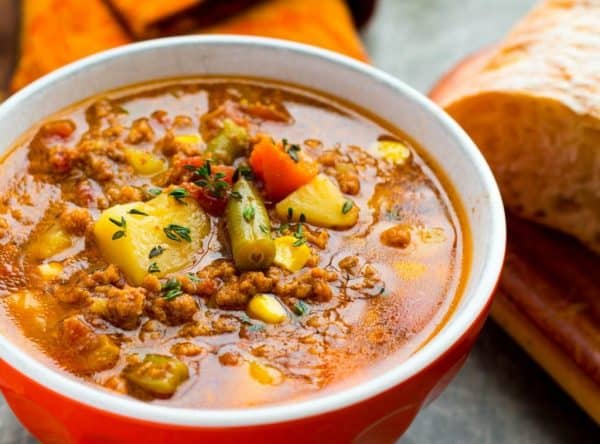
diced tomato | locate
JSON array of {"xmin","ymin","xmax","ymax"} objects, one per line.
[{"xmin": 178, "ymin": 157, "xmax": 235, "ymax": 216}]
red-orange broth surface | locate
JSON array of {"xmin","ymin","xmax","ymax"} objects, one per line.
[{"xmin": 0, "ymin": 78, "xmax": 467, "ymax": 408}]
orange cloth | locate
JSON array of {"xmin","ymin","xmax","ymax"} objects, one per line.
[
  {"xmin": 11, "ymin": 0, "xmax": 368, "ymax": 91},
  {"xmin": 11, "ymin": 0, "xmax": 131, "ymax": 91},
  {"xmin": 205, "ymin": 0, "xmax": 368, "ymax": 62},
  {"xmin": 110, "ymin": 0, "xmax": 203, "ymax": 37}
]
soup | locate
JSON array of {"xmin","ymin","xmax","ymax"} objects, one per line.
[{"xmin": 0, "ymin": 78, "xmax": 466, "ymax": 408}]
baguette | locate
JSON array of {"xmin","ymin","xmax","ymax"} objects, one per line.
[{"xmin": 432, "ymin": 0, "xmax": 600, "ymax": 253}]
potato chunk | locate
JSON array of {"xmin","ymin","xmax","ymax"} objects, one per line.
[
  {"xmin": 275, "ymin": 174, "xmax": 359, "ymax": 229},
  {"xmin": 94, "ymin": 192, "xmax": 209, "ymax": 285}
]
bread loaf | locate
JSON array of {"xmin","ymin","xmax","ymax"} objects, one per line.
[{"xmin": 433, "ymin": 0, "xmax": 600, "ymax": 253}]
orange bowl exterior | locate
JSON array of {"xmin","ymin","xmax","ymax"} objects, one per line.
[{"xmin": 0, "ymin": 302, "xmax": 490, "ymax": 444}]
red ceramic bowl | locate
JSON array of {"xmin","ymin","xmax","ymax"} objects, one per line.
[{"xmin": 0, "ymin": 36, "xmax": 505, "ymax": 443}]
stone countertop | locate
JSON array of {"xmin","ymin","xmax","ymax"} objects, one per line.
[{"xmin": 1, "ymin": 0, "xmax": 599, "ymax": 442}]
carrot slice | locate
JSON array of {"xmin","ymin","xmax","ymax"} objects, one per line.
[{"xmin": 249, "ymin": 135, "xmax": 318, "ymax": 201}]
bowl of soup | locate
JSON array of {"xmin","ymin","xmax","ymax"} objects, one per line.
[{"xmin": 0, "ymin": 36, "xmax": 505, "ymax": 443}]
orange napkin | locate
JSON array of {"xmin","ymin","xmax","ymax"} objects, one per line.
[{"xmin": 11, "ymin": 0, "xmax": 370, "ymax": 91}]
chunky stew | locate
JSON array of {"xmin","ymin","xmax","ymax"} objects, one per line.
[{"xmin": 0, "ymin": 79, "xmax": 466, "ymax": 407}]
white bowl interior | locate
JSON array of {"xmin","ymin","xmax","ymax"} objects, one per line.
[{"xmin": 0, "ymin": 36, "xmax": 505, "ymax": 426}]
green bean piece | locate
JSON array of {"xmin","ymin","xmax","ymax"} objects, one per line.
[
  {"xmin": 122, "ymin": 354, "xmax": 189, "ymax": 397},
  {"xmin": 226, "ymin": 178, "xmax": 275, "ymax": 270},
  {"xmin": 205, "ymin": 119, "xmax": 249, "ymax": 165}
]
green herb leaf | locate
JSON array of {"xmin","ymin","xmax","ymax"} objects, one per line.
[
  {"xmin": 243, "ymin": 205, "xmax": 256, "ymax": 222},
  {"xmin": 236, "ymin": 165, "xmax": 254, "ymax": 181},
  {"xmin": 247, "ymin": 323, "xmax": 264, "ymax": 332},
  {"xmin": 161, "ymin": 278, "xmax": 183, "ymax": 300},
  {"xmin": 163, "ymin": 224, "xmax": 191, "ymax": 243},
  {"xmin": 149, "ymin": 245, "xmax": 165, "ymax": 259},
  {"xmin": 230, "ymin": 191, "xmax": 242, "ymax": 200},
  {"xmin": 163, "ymin": 289, "xmax": 183, "ymax": 301},
  {"xmin": 186, "ymin": 273, "xmax": 201, "ymax": 283},
  {"xmin": 192, "ymin": 160, "xmax": 231, "ymax": 198},
  {"xmin": 148, "ymin": 262, "xmax": 160, "ymax": 273},
  {"xmin": 128, "ymin": 208, "xmax": 148, "ymax": 216},
  {"xmin": 114, "ymin": 105, "xmax": 129, "ymax": 115},
  {"xmin": 342, "ymin": 200, "xmax": 353, "ymax": 214},
  {"xmin": 109, "ymin": 216, "xmax": 126, "ymax": 228},
  {"xmin": 293, "ymin": 300, "xmax": 310, "ymax": 316},
  {"xmin": 148, "ymin": 188, "xmax": 162, "ymax": 196},
  {"xmin": 286, "ymin": 144, "xmax": 301, "ymax": 162},
  {"xmin": 294, "ymin": 223, "xmax": 304, "ymax": 239},
  {"xmin": 238, "ymin": 313, "xmax": 253, "ymax": 325},
  {"xmin": 259, "ymin": 224, "xmax": 269, "ymax": 234},
  {"xmin": 169, "ymin": 187, "xmax": 189, "ymax": 203},
  {"xmin": 112, "ymin": 230, "xmax": 126, "ymax": 240},
  {"xmin": 292, "ymin": 238, "xmax": 306, "ymax": 247}
]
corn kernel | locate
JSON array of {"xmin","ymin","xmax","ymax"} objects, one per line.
[
  {"xmin": 247, "ymin": 294, "xmax": 287, "ymax": 324},
  {"xmin": 274, "ymin": 236, "xmax": 311, "ymax": 272},
  {"xmin": 394, "ymin": 261, "xmax": 426, "ymax": 280},
  {"xmin": 37, "ymin": 262, "xmax": 63, "ymax": 280},
  {"xmin": 376, "ymin": 140, "xmax": 411, "ymax": 165},
  {"xmin": 249, "ymin": 361, "xmax": 283, "ymax": 385},
  {"xmin": 125, "ymin": 149, "xmax": 166, "ymax": 176},
  {"xmin": 419, "ymin": 227, "xmax": 446, "ymax": 244},
  {"xmin": 174, "ymin": 134, "xmax": 203, "ymax": 146}
]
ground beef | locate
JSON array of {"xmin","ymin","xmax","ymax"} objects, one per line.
[
  {"xmin": 304, "ymin": 226, "xmax": 329, "ymax": 249},
  {"xmin": 141, "ymin": 275, "xmax": 162, "ymax": 293},
  {"xmin": 171, "ymin": 341, "xmax": 207, "ymax": 357},
  {"xmin": 127, "ymin": 118, "xmax": 154, "ymax": 144},
  {"xmin": 317, "ymin": 150, "xmax": 360, "ymax": 195},
  {"xmin": 28, "ymin": 143, "xmax": 74, "ymax": 175},
  {"xmin": 55, "ymin": 287, "xmax": 90, "ymax": 305},
  {"xmin": 103, "ymin": 285, "xmax": 146, "ymax": 330},
  {"xmin": 147, "ymin": 293, "xmax": 198, "ymax": 326},
  {"xmin": 105, "ymin": 185, "xmax": 143, "ymax": 204},
  {"xmin": 338, "ymin": 256, "xmax": 359, "ymax": 273},
  {"xmin": 59, "ymin": 315, "xmax": 100, "ymax": 353},
  {"xmin": 178, "ymin": 319, "xmax": 213, "ymax": 337},
  {"xmin": 198, "ymin": 260, "xmax": 237, "ymax": 281},
  {"xmin": 380, "ymin": 224, "xmax": 411, "ymax": 248},
  {"xmin": 179, "ymin": 274, "xmax": 218, "ymax": 297},
  {"xmin": 172, "ymin": 115, "xmax": 193, "ymax": 128},
  {"xmin": 274, "ymin": 268, "xmax": 337, "ymax": 302},
  {"xmin": 91, "ymin": 264, "xmax": 122, "ymax": 286},
  {"xmin": 139, "ymin": 319, "xmax": 166, "ymax": 341},
  {"xmin": 71, "ymin": 180, "xmax": 101, "ymax": 208},
  {"xmin": 214, "ymin": 279, "xmax": 247, "ymax": 307},
  {"xmin": 60, "ymin": 207, "xmax": 92, "ymax": 236},
  {"xmin": 158, "ymin": 131, "xmax": 201, "ymax": 157},
  {"xmin": 212, "ymin": 316, "xmax": 240, "ymax": 333},
  {"xmin": 86, "ymin": 100, "xmax": 114, "ymax": 122},
  {"xmin": 0, "ymin": 217, "xmax": 8, "ymax": 238},
  {"xmin": 214, "ymin": 271, "xmax": 274, "ymax": 308},
  {"xmin": 177, "ymin": 313, "xmax": 239, "ymax": 337},
  {"xmin": 103, "ymin": 375, "xmax": 128, "ymax": 394},
  {"xmin": 218, "ymin": 350, "xmax": 242, "ymax": 366},
  {"xmin": 40, "ymin": 120, "xmax": 76, "ymax": 139},
  {"xmin": 335, "ymin": 168, "xmax": 360, "ymax": 195}
]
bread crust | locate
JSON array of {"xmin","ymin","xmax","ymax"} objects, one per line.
[{"xmin": 435, "ymin": 0, "xmax": 600, "ymax": 253}]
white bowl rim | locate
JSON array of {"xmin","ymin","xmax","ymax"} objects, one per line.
[{"xmin": 0, "ymin": 35, "xmax": 506, "ymax": 427}]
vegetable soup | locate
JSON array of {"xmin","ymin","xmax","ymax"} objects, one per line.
[{"xmin": 0, "ymin": 78, "xmax": 467, "ymax": 407}]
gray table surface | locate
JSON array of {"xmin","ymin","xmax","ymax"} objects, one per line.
[{"xmin": 1, "ymin": 0, "xmax": 599, "ymax": 442}]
